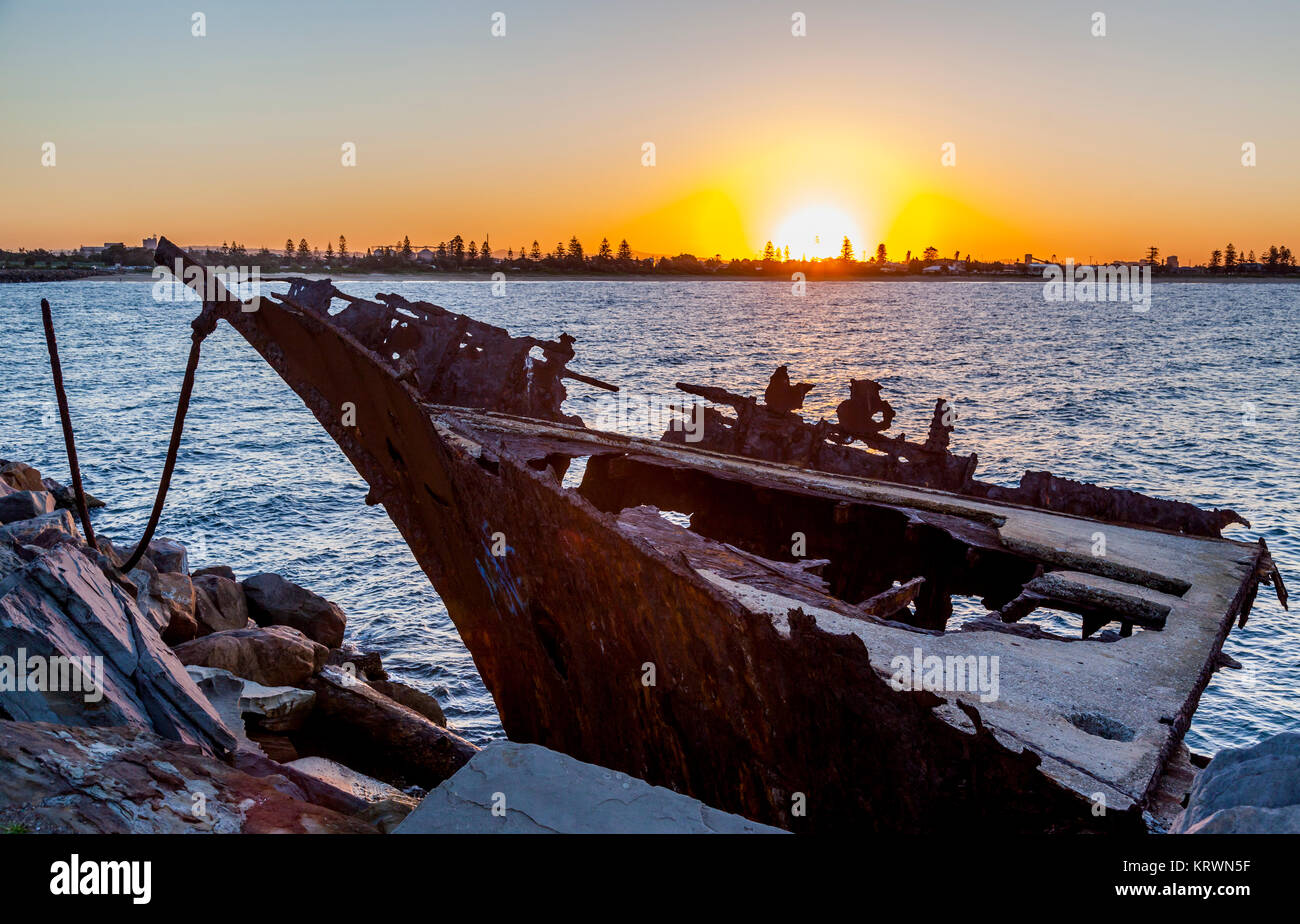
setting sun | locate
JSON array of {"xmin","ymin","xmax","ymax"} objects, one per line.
[{"xmin": 773, "ymin": 205, "xmax": 864, "ymax": 260}]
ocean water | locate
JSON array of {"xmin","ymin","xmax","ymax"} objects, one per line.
[{"xmin": 1, "ymin": 276, "xmax": 1296, "ymax": 754}]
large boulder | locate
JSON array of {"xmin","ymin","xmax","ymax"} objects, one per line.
[
  {"xmin": 0, "ymin": 490, "xmax": 56, "ymax": 525},
  {"xmin": 243, "ymin": 572, "xmax": 346, "ymax": 648},
  {"xmin": 1173, "ymin": 732, "xmax": 1300, "ymax": 833},
  {"xmin": 145, "ymin": 538, "xmax": 189, "ymax": 575},
  {"xmin": 192, "ymin": 572, "xmax": 249, "ymax": 635},
  {"xmin": 0, "ymin": 461, "xmax": 44, "ymax": 492},
  {"xmin": 0, "ymin": 541, "xmax": 235, "ymax": 757},
  {"xmin": 194, "ymin": 563, "xmax": 237, "ymax": 582},
  {"xmin": 0, "ymin": 509, "xmax": 80, "ymax": 547},
  {"xmin": 301, "ymin": 666, "xmax": 477, "ymax": 788},
  {"xmin": 0, "ymin": 721, "xmax": 376, "ymax": 834},
  {"xmin": 172, "ymin": 625, "xmax": 328, "ymax": 688},
  {"xmin": 395, "ymin": 741, "xmax": 787, "ymax": 834}
]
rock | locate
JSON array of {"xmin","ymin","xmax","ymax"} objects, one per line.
[
  {"xmin": 0, "ymin": 509, "xmax": 80, "ymax": 547},
  {"xmin": 173, "ymin": 625, "xmax": 328, "ymax": 688},
  {"xmin": 301, "ymin": 666, "xmax": 477, "ymax": 788},
  {"xmin": 243, "ymin": 572, "xmax": 346, "ymax": 648},
  {"xmin": 41, "ymin": 477, "xmax": 104, "ymax": 510},
  {"xmin": 247, "ymin": 733, "xmax": 299, "ymax": 763},
  {"xmin": 0, "ymin": 541, "xmax": 235, "ymax": 756},
  {"xmin": 185, "ymin": 665, "xmax": 316, "ymax": 733},
  {"xmin": 368, "ymin": 678, "xmax": 446, "ymax": 726},
  {"xmin": 286, "ymin": 756, "xmax": 419, "ymax": 832},
  {"xmin": 194, "ymin": 564, "xmax": 237, "ymax": 582},
  {"xmin": 155, "ymin": 572, "xmax": 198, "ymax": 644},
  {"xmin": 184, "ymin": 663, "xmax": 257, "ymax": 754},
  {"xmin": 0, "ymin": 543, "xmax": 25, "ymax": 583},
  {"xmin": 0, "ymin": 721, "xmax": 376, "ymax": 833},
  {"xmin": 1, "ymin": 461, "xmax": 44, "ymax": 492},
  {"xmin": 192, "ymin": 572, "xmax": 249, "ymax": 635},
  {"xmin": 395, "ymin": 741, "xmax": 787, "ymax": 834},
  {"xmin": 0, "ymin": 490, "xmax": 56, "ymax": 525},
  {"xmin": 129, "ymin": 567, "xmax": 198, "ymax": 644},
  {"xmin": 91, "ymin": 534, "xmax": 127, "ymax": 570},
  {"xmin": 1173, "ymin": 732, "xmax": 1300, "ymax": 833},
  {"xmin": 327, "ymin": 641, "xmax": 387, "ymax": 680},
  {"xmin": 146, "ymin": 538, "xmax": 189, "ymax": 574}
]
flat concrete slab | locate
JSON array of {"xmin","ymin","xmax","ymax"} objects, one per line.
[{"xmin": 394, "ymin": 741, "xmax": 786, "ymax": 834}]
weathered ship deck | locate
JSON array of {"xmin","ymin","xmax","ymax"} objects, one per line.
[
  {"xmin": 443, "ymin": 406, "xmax": 1271, "ymax": 824},
  {"xmin": 151, "ymin": 239, "xmax": 1285, "ymax": 832}
]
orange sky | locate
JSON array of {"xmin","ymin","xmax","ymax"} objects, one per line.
[{"xmin": 2, "ymin": 2, "xmax": 1298, "ymax": 263}]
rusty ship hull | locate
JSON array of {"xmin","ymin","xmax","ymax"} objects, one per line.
[{"xmin": 155, "ymin": 241, "xmax": 1284, "ymax": 833}]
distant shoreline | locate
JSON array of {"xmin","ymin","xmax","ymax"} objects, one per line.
[{"xmin": 8, "ymin": 267, "xmax": 1300, "ymax": 285}]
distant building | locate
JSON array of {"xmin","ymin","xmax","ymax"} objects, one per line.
[
  {"xmin": 78, "ymin": 245, "xmax": 105, "ymax": 256},
  {"xmin": 415, "ymin": 248, "xmax": 435, "ymax": 263},
  {"xmin": 1165, "ymin": 255, "xmax": 1178, "ymax": 270},
  {"xmin": 143, "ymin": 236, "xmax": 158, "ymax": 250}
]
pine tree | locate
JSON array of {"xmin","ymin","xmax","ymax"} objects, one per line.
[
  {"xmin": 530, "ymin": 240, "xmax": 542, "ymax": 261},
  {"xmin": 325, "ymin": 242, "xmax": 334, "ymax": 261},
  {"xmin": 617, "ymin": 239, "xmax": 632, "ymax": 261},
  {"xmin": 338, "ymin": 235, "xmax": 348, "ymax": 262},
  {"xmin": 285, "ymin": 239, "xmax": 295, "ymax": 260},
  {"xmin": 762, "ymin": 241, "xmax": 776, "ymax": 261},
  {"xmin": 598, "ymin": 237, "xmax": 613, "ymax": 261},
  {"xmin": 401, "ymin": 235, "xmax": 413, "ymax": 259},
  {"xmin": 298, "ymin": 239, "xmax": 310, "ymax": 259},
  {"xmin": 567, "ymin": 236, "xmax": 584, "ymax": 264},
  {"xmin": 468, "ymin": 241, "xmax": 478, "ymax": 261}
]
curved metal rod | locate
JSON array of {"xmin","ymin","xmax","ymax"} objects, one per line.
[
  {"xmin": 118, "ymin": 310, "xmax": 214, "ymax": 574},
  {"xmin": 40, "ymin": 296, "xmax": 215, "ymax": 574},
  {"xmin": 39, "ymin": 298, "xmax": 99, "ymax": 551}
]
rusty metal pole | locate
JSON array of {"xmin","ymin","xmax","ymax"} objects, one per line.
[{"xmin": 39, "ymin": 298, "xmax": 99, "ymax": 551}]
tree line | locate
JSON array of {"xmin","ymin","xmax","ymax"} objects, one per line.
[
  {"xmin": 275, "ymin": 234, "xmax": 641, "ymax": 270},
  {"xmin": 1207, "ymin": 243, "xmax": 1296, "ymax": 273}
]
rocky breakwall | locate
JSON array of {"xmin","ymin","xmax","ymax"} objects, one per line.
[
  {"xmin": 1172, "ymin": 732, "xmax": 1300, "ymax": 834},
  {"xmin": 0, "ymin": 458, "xmax": 476, "ymax": 833}
]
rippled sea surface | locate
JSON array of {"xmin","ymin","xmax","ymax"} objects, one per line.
[{"xmin": 1, "ymin": 277, "xmax": 1296, "ymax": 752}]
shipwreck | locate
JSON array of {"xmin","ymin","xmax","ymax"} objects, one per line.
[{"xmin": 76, "ymin": 239, "xmax": 1285, "ymax": 833}]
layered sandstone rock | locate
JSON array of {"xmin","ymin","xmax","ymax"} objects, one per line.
[{"xmin": 0, "ymin": 721, "xmax": 376, "ymax": 834}]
